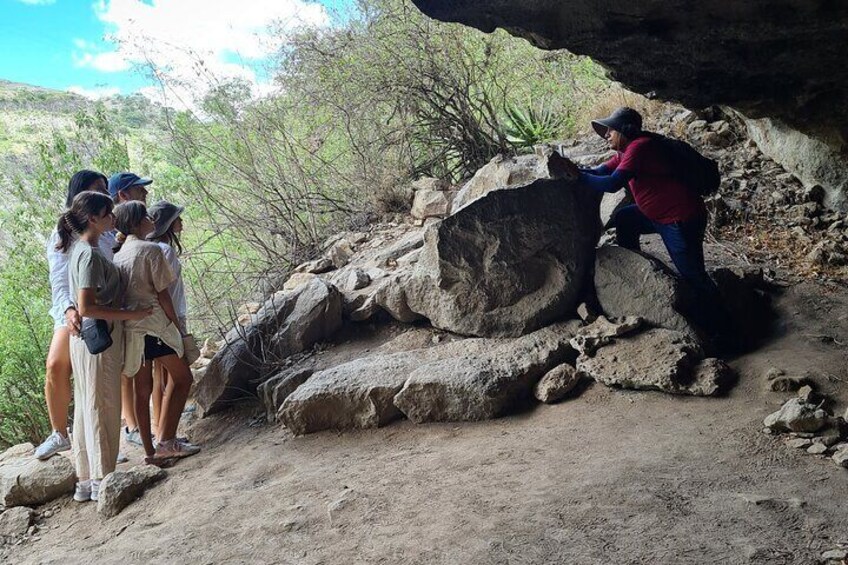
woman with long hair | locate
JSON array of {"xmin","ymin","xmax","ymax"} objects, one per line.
[
  {"xmin": 36, "ymin": 170, "xmax": 113, "ymax": 460},
  {"xmin": 57, "ymin": 191, "xmax": 151, "ymax": 501},
  {"xmin": 112, "ymin": 201, "xmax": 199, "ymax": 462}
]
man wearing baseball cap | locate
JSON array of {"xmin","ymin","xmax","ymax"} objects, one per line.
[
  {"xmin": 551, "ymin": 107, "xmax": 724, "ymax": 340},
  {"xmin": 108, "ymin": 172, "xmax": 152, "ymax": 204}
]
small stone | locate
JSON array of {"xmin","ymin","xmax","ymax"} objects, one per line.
[
  {"xmin": 0, "ymin": 507, "xmax": 33, "ymax": 537},
  {"xmin": 796, "ymin": 384, "xmax": 815, "ymax": 402},
  {"xmin": 97, "ymin": 465, "xmax": 166, "ymax": 518},
  {"xmin": 786, "ymin": 438, "xmax": 812, "ymax": 449},
  {"xmin": 806, "ymin": 443, "xmax": 828, "ymax": 455},
  {"xmin": 768, "ymin": 375, "xmax": 808, "ymax": 392},
  {"xmin": 341, "ymin": 268, "xmax": 371, "ymax": 292},
  {"xmin": 833, "ymin": 450, "xmax": 848, "ymax": 468},
  {"xmin": 283, "ymin": 272, "xmax": 318, "ymax": 291},
  {"xmin": 534, "ymin": 364, "xmax": 582, "ymax": 404},
  {"xmin": 822, "ymin": 549, "xmax": 848, "ymax": 561},
  {"xmin": 763, "ymin": 398, "xmax": 829, "ymax": 433},
  {"xmin": 576, "ymin": 302, "xmax": 595, "ymax": 322},
  {"xmin": 764, "ymin": 367, "xmax": 784, "ymax": 381},
  {"xmin": 328, "ymin": 240, "xmax": 355, "ymax": 269},
  {"xmin": 295, "ymin": 257, "xmax": 335, "ymax": 274}
]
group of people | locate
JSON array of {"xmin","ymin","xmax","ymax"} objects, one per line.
[{"xmin": 35, "ymin": 170, "xmax": 200, "ymax": 503}]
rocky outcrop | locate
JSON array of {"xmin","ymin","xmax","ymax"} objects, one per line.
[
  {"xmin": 97, "ymin": 465, "xmax": 166, "ymax": 518},
  {"xmin": 576, "ymin": 328, "xmax": 729, "ymax": 396},
  {"xmin": 195, "ymin": 278, "xmax": 343, "ymax": 414},
  {"xmin": 0, "ymin": 444, "xmax": 75, "ymax": 507},
  {"xmin": 411, "ymin": 0, "xmax": 848, "ymax": 206},
  {"xmin": 405, "ymin": 177, "xmax": 601, "ymax": 337},
  {"xmin": 452, "ymin": 152, "xmax": 553, "ymax": 211},
  {"xmin": 594, "ymin": 246, "xmax": 699, "ymax": 340},
  {"xmin": 394, "ymin": 321, "xmax": 581, "ymax": 422}
]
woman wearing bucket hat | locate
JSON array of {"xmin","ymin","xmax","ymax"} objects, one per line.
[{"xmin": 147, "ymin": 201, "xmax": 200, "ymax": 436}]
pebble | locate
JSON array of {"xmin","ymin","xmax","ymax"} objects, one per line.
[
  {"xmin": 806, "ymin": 443, "xmax": 828, "ymax": 455},
  {"xmin": 786, "ymin": 438, "xmax": 812, "ymax": 448},
  {"xmin": 832, "ymin": 450, "xmax": 848, "ymax": 468},
  {"xmin": 822, "ymin": 549, "xmax": 848, "ymax": 560}
]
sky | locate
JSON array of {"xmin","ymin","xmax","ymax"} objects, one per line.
[{"xmin": 0, "ymin": 0, "xmax": 353, "ymax": 103}]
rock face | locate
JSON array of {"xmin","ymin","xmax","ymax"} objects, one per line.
[
  {"xmin": 97, "ymin": 465, "xmax": 166, "ymax": 518},
  {"xmin": 411, "ymin": 0, "xmax": 848, "ymax": 206},
  {"xmin": 0, "ymin": 444, "xmax": 75, "ymax": 507},
  {"xmin": 195, "ymin": 278, "xmax": 343, "ymax": 414},
  {"xmin": 763, "ymin": 398, "xmax": 829, "ymax": 433},
  {"xmin": 394, "ymin": 321, "xmax": 581, "ymax": 422},
  {"xmin": 534, "ymin": 363, "xmax": 582, "ymax": 404},
  {"xmin": 576, "ymin": 328, "xmax": 729, "ymax": 396},
  {"xmin": 405, "ymin": 178, "xmax": 601, "ymax": 337},
  {"xmin": 594, "ymin": 246, "xmax": 698, "ymax": 339},
  {"xmin": 258, "ymin": 367, "xmax": 314, "ymax": 422}
]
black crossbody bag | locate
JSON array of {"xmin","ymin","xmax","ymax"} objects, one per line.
[{"xmin": 80, "ymin": 318, "xmax": 113, "ymax": 355}]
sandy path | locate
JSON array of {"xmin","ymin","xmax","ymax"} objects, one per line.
[{"xmin": 7, "ymin": 278, "xmax": 848, "ymax": 564}]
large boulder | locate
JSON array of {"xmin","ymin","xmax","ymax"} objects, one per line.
[
  {"xmin": 594, "ymin": 245, "xmax": 699, "ymax": 340},
  {"xmin": 195, "ymin": 278, "xmax": 343, "ymax": 414},
  {"xmin": 0, "ymin": 444, "xmax": 75, "ymax": 507},
  {"xmin": 405, "ymin": 177, "xmax": 601, "ymax": 337},
  {"xmin": 394, "ymin": 321, "xmax": 581, "ymax": 422},
  {"xmin": 576, "ymin": 328, "xmax": 730, "ymax": 396},
  {"xmin": 97, "ymin": 465, "xmax": 166, "ymax": 518},
  {"xmin": 279, "ymin": 338, "xmax": 495, "ymax": 435}
]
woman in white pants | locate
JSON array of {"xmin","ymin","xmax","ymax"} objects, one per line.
[
  {"xmin": 56, "ymin": 191, "xmax": 151, "ymax": 501},
  {"xmin": 36, "ymin": 171, "xmax": 115, "ymax": 460}
]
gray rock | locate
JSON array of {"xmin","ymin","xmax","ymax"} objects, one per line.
[
  {"xmin": 806, "ymin": 443, "xmax": 828, "ymax": 455},
  {"xmin": 395, "ymin": 321, "xmax": 581, "ymax": 422},
  {"xmin": 328, "ymin": 239, "xmax": 355, "ymax": 269},
  {"xmin": 411, "ymin": 190, "xmax": 454, "ymax": 219},
  {"xmin": 295, "ymin": 257, "xmax": 334, "ymax": 274},
  {"xmin": 822, "ymin": 549, "xmax": 848, "ymax": 561},
  {"xmin": 283, "ymin": 272, "xmax": 318, "ymax": 291},
  {"xmin": 195, "ymin": 278, "xmax": 343, "ymax": 414},
  {"xmin": 576, "ymin": 328, "xmax": 726, "ymax": 396},
  {"xmin": 600, "ymin": 190, "xmax": 631, "ymax": 227},
  {"xmin": 568, "ymin": 315, "xmax": 642, "ymax": 356},
  {"xmin": 763, "ymin": 398, "xmax": 829, "ymax": 433},
  {"xmin": 97, "ymin": 465, "xmax": 166, "ymax": 518},
  {"xmin": 412, "ymin": 177, "xmax": 450, "ymax": 192},
  {"xmin": 833, "ymin": 450, "xmax": 848, "ymax": 468},
  {"xmin": 786, "ymin": 438, "xmax": 812, "ymax": 449},
  {"xmin": 0, "ymin": 506, "xmax": 32, "ymax": 538},
  {"xmin": 0, "ymin": 445, "xmax": 75, "ymax": 507},
  {"xmin": 594, "ymin": 246, "xmax": 699, "ymax": 340},
  {"xmin": 768, "ymin": 375, "xmax": 809, "ymax": 392},
  {"xmin": 405, "ymin": 178, "xmax": 601, "ymax": 337},
  {"xmin": 341, "ymin": 268, "xmax": 371, "ymax": 292},
  {"xmin": 257, "ymin": 367, "xmax": 314, "ymax": 422},
  {"xmin": 534, "ymin": 363, "xmax": 582, "ymax": 404},
  {"xmin": 451, "ymin": 152, "xmax": 552, "ymax": 212}
]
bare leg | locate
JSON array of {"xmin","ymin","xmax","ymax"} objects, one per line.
[
  {"xmin": 121, "ymin": 374, "xmax": 138, "ymax": 431},
  {"xmin": 44, "ymin": 327, "xmax": 72, "ymax": 435},
  {"xmin": 132, "ymin": 363, "xmax": 155, "ymax": 458},
  {"xmin": 151, "ymin": 362, "xmax": 165, "ymax": 437},
  {"xmin": 156, "ymin": 355, "xmax": 192, "ymax": 442}
]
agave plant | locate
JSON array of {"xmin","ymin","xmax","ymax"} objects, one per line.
[{"xmin": 501, "ymin": 102, "xmax": 565, "ymax": 149}]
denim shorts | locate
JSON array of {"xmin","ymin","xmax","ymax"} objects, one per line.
[{"xmin": 143, "ymin": 335, "xmax": 177, "ymax": 360}]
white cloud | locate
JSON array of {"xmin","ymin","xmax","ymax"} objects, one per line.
[
  {"xmin": 74, "ymin": 0, "xmax": 330, "ymax": 108},
  {"xmin": 67, "ymin": 85, "xmax": 122, "ymax": 100}
]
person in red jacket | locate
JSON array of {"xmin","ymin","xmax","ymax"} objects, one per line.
[{"xmin": 553, "ymin": 107, "xmax": 723, "ymax": 336}]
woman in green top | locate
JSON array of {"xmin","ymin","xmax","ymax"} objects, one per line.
[{"xmin": 56, "ymin": 191, "xmax": 152, "ymax": 503}]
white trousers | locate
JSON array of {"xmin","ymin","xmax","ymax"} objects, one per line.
[{"xmin": 70, "ymin": 322, "xmax": 124, "ymax": 481}]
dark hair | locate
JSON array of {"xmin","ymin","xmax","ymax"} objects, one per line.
[
  {"xmin": 113, "ymin": 201, "xmax": 148, "ymax": 253},
  {"xmin": 56, "ymin": 191, "xmax": 114, "ymax": 252},
  {"xmin": 151, "ymin": 224, "xmax": 183, "ymax": 255},
  {"xmin": 65, "ymin": 170, "xmax": 108, "ymax": 208}
]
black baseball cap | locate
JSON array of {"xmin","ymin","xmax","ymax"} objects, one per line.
[
  {"xmin": 591, "ymin": 107, "xmax": 643, "ymax": 138},
  {"xmin": 108, "ymin": 172, "xmax": 152, "ymax": 198}
]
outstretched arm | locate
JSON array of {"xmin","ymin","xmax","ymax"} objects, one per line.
[{"xmin": 578, "ymin": 169, "xmax": 633, "ymax": 193}]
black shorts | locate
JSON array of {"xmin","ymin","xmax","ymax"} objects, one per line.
[{"xmin": 144, "ymin": 335, "xmax": 177, "ymax": 360}]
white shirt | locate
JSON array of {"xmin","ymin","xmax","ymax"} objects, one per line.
[
  {"xmin": 155, "ymin": 241, "xmax": 187, "ymax": 321},
  {"xmin": 47, "ymin": 229, "xmax": 116, "ymax": 328}
]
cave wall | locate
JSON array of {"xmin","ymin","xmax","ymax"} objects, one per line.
[{"xmin": 412, "ymin": 0, "xmax": 848, "ymax": 207}]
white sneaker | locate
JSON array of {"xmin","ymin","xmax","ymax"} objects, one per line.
[
  {"xmin": 155, "ymin": 438, "xmax": 200, "ymax": 459},
  {"xmin": 123, "ymin": 427, "xmax": 143, "ymax": 447},
  {"xmin": 35, "ymin": 431, "xmax": 71, "ymax": 460},
  {"xmin": 74, "ymin": 480, "xmax": 92, "ymax": 502},
  {"xmin": 90, "ymin": 480, "xmax": 101, "ymax": 502}
]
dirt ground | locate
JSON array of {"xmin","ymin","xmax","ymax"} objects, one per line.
[{"xmin": 7, "ymin": 238, "xmax": 848, "ymax": 565}]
